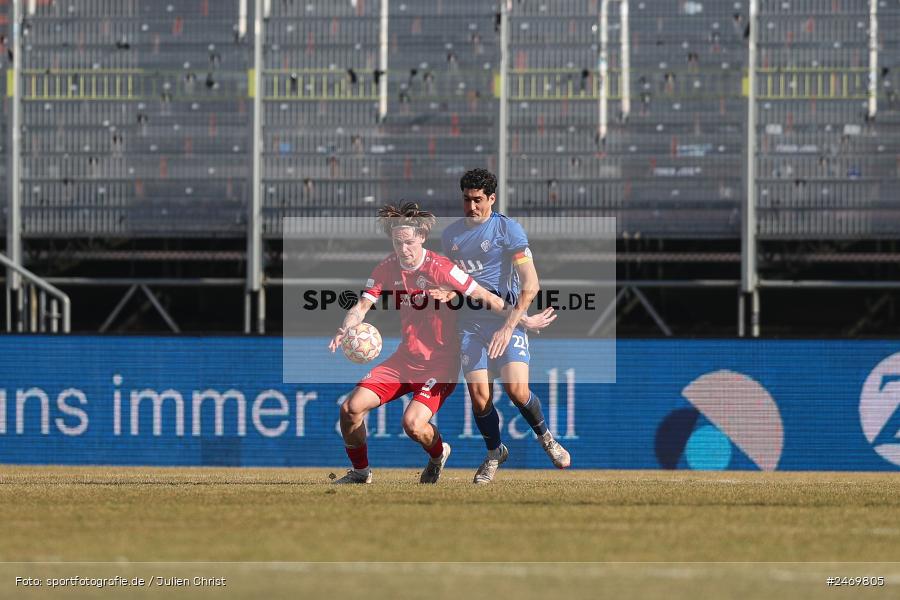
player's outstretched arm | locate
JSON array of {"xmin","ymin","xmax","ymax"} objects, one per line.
[
  {"xmin": 503, "ymin": 258, "xmax": 541, "ymax": 333},
  {"xmin": 467, "ymin": 284, "xmax": 507, "ymax": 313},
  {"xmin": 328, "ymin": 297, "xmax": 374, "ymax": 352},
  {"xmin": 465, "ymin": 284, "xmax": 519, "ymax": 358},
  {"xmin": 481, "ymin": 259, "xmax": 542, "ymax": 358},
  {"xmin": 434, "ymin": 285, "xmax": 556, "ymax": 331}
]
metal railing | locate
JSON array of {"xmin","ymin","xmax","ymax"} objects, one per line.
[{"xmin": 2, "ymin": 252, "xmax": 71, "ymax": 333}]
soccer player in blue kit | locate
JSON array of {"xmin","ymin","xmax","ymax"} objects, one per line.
[{"xmin": 435, "ymin": 168, "xmax": 571, "ymax": 483}]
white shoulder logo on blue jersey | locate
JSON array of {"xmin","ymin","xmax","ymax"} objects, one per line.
[
  {"xmin": 480, "ymin": 240, "xmax": 491, "ymax": 253},
  {"xmin": 451, "ymin": 243, "xmax": 459, "ymax": 252}
]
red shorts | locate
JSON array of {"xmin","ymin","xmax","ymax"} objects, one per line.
[{"xmin": 357, "ymin": 351, "xmax": 460, "ymax": 414}]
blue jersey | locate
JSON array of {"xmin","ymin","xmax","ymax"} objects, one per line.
[{"xmin": 442, "ymin": 212, "xmax": 531, "ymax": 328}]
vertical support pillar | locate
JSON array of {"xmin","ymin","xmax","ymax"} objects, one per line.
[
  {"xmin": 29, "ymin": 283, "xmax": 37, "ymax": 332},
  {"xmin": 619, "ymin": 0, "xmax": 630, "ymax": 120},
  {"xmin": 258, "ymin": 284, "xmax": 266, "ymax": 335},
  {"xmin": 38, "ymin": 290, "xmax": 45, "ymax": 332},
  {"xmin": 741, "ymin": 0, "xmax": 760, "ymax": 337},
  {"xmin": 15, "ymin": 279, "xmax": 23, "ymax": 332},
  {"xmin": 247, "ymin": 0, "xmax": 264, "ymax": 333},
  {"xmin": 8, "ymin": 0, "xmax": 23, "ymax": 331},
  {"xmin": 238, "ymin": 0, "xmax": 248, "ymax": 38},
  {"xmin": 378, "ymin": 0, "xmax": 389, "ymax": 122},
  {"xmin": 751, "ymin": 288, "xmax": 760, "ymax": 338},
  {"xmin": 497, "ymin": 0, "xmax": 510, "ymax": 214},
  {"xmin": 868, "ymin": 0, "xmax": 878, "ymax": 119},
  {"xmin": 599, "ymin": 2, "xmax": 631, "ymax": 138},
  {"xmin": 598, "ymin": 0, "xmax": 609, "ymax": 142},
  {"xmin": 50, "ymin": 297, "xmax": 59, "ymax": 333},
  {"xmin": 244, "ymin": 290, "xmax": 252, "ymax": 333}
]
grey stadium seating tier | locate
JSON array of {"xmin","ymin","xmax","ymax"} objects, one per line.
[{"xmin": 4, "ymin": 0, "xmax": 900, "ymax": 239}]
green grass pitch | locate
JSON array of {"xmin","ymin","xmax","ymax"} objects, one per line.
[{"xmin": 2, "ymin": 466, "xmax": 899, "ymax": 599}]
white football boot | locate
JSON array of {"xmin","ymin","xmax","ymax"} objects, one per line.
[
  {"xmin": 419, "ymin": 443, "xmax": 451, "ymax": 484},
  {"xmin": 332, "ymin": 468, "xmax": 373, "ymax": 484},
  {"xmin": 472, "ymin": 443, "xmax": 509, "ymax": 484},
  {"xmin": 539, "ymin": 431, "xmax": 571, "ymax": 468}
]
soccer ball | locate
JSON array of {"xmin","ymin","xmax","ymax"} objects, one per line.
[{"xmin": 341, "ymin": 323, "xmax": 383, "ymax": 364}]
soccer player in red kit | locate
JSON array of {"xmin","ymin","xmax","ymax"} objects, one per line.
[{"xmin": 328, "ymin": 202, "xmax": 554, "ymax": 484}]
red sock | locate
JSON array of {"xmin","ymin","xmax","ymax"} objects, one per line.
[
  {"xmin": 426, "ymin": 433, "xmax": 444, "ymax": 459},
  {"xmin": 345, "ymin": 444, "xmax": 369, "ymax": 470}
]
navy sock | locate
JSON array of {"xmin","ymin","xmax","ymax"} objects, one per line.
[
  {"xmin": 473, "ymin": 404, "xmax": 502, "ymax": 451},
  {"xmin": 518, "ymin": 392, "xmax": 549, "ymax": 436}
]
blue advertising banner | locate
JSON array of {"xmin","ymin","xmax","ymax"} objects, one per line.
[{"xmin": 1, "ymin": 337, "xmax": 900, "ymax": 471}]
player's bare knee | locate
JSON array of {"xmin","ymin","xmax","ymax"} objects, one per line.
[
  {"xmin": 506, "ymin": 383, "xmax": 531, "ymax": 406},
  {"xmin": 340, "ymin": 397, "xmax": 366, "ymax": 424},
  {"xmin": 402, "ymin": 415, "xmax": 428, "ymax": 442},
  {"xmin": 338, "ymin": 401, "xmax": 353, "ymax": 425},
  {"xmin": 469, "ymin": 391, "xmax": 492, "ymax": 414}
]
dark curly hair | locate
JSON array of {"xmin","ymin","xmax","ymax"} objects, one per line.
[
  {"xmin": 377, "ymin": 202, "xmax": 437, "ymax": 238},
  {"xmin": 459, "ymin": 168, "xmax": 497, "ymax": 197}
]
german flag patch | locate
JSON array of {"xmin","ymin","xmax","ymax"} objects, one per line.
[{"xmin": 513, "ymin": 248, "xmax": 533, "ymax": 265}]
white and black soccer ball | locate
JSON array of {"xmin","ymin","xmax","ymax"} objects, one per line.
[{"xmin": 341, "ymin": 322, "xmax": 383, "ymax": 364}]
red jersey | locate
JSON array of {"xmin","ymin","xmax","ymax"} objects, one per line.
[{"xmin": 361, "ymin": 250, "xmax": 477, "ymax": 362}]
